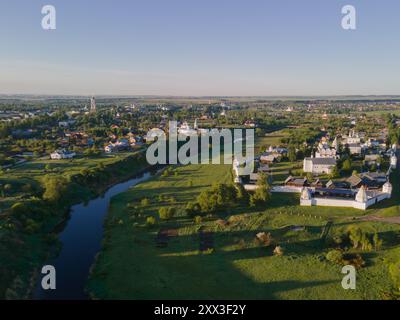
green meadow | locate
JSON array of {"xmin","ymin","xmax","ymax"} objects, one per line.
[{"xmin": 87, "ymin": 163, "xmax": 400, "ymax": 300}]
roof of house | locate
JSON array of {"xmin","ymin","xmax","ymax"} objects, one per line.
[
  {"xmin": 260, "ymin": 154, "xmax": 277, "ymax": 161},
  {"xmin": 305, "ymin": 157, "xmax": 336, "ymax": 165},
  {"xmin": 365, "ymin": 154, "xmax": 380, "ymax": 160},
  {"xmin": 310, "ymin": 179, "xmax": 323, "ymax": 186},
  {"xmin": 347, "ymin": 175, "xmax": 362, "ymax": 187},
  {"xmin": 347, "ymin": 143, "xmax": 361, "ymax": 148},
  {"xmin": 326, "ymin": 180, "xmax": 349, "ymax": 189},
  {"xmin": 360, "ymin": 172, "xmax": 387, "ymax": 181}
]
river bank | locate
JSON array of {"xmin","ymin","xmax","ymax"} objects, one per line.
[
  {"xmin": 33, "ymin": 170, "xmax": 155, "ymax": 299},
  {"xmin": 1, "ymin": 150, "xmax": 152, "ymax": 299}
]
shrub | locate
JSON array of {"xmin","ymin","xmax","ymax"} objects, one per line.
[
  {"xmin": 194, "ymin": 216, "xmax": 202, "ymax": 224},
  {"xmin": 185, "ymin": 202, "xmax": 202, "ymax": 217},
  {"xmin": 42, "ymin": 175, "xmax": 69, "ymax": 202},
  {"xmin": 202, "ymin": 248, "xmax": 214, "ymax": 255},
  {"xmin": 168, "ymin": 196, "xmax": 176, "ymax": 204},
  {"xmin": 197, "ymin": 183, "xmax": 237, "ymax": 213},
  {"xmin": 146, "ymin": 216, "xmax": 157, "ymax": 226},
  {"xmin": 141, "ymin": 198, "xmax": 150, "ymax": 207},
  {"xmin": 342, "ymin": 159, "xmax": 352, "ymax": 172},
  {"xmin": 343, "ymin": 253, "xmax": 365, "ymax": 269},
  {"xmin": 250, "ymin": 173, "xmax": 271, "ymax": 207},
  {"xmin": 348, "ymin": 227, "xmax": 363, "ymax": 249},
  {"xmin": 326, "ymin": 249, "xmax": 344, "ymax": 264},
  {"xmin": 159, "ymin": 207, "xmax": 176, "ymax": 220},
  {"xmin": 389, "ymin": 261, "xmax": 400, "ymax": 292},
  {"xmin": 11, "ymin": 202, "xmax": 30, "ymax": 218},
  {"xmin": 373, "ymin": 232, "xmax": 383, "ymax": 251},
  {"xmin": 24, "ymin": 219, "xmax": 41, "ymax": 234}
]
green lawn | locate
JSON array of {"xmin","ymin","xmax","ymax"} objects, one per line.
[{"xmin": 87, "ymin": 163, "xmax": 400, "ymax": 300}]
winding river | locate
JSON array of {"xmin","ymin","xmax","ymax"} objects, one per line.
[{"xmin": 33, "ymin": 170, "xmax": 152, "ymax": 300}]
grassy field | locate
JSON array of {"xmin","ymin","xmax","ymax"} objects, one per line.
[
  {"xmin": 87, "ymin": 163, "xmax": 400, "ymax": 300},
  {"xmin": 256, "ymin": 129, "xmax": 290, "ymax": 151},
  {"xmin": 0, "ymin": 152, "xmax": 140, "ymax": 211}
]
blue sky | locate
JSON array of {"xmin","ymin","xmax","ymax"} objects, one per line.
[{"xmin": 0, "ymin": 0, "xmax": 399, "ymax": 96}]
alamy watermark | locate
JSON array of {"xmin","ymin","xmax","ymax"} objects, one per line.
[
  {"xmin": 145, "ymin": 121, "xmax": 254, "ymax": 175},
  {"xmin": 41, "ymin": 5, "xmax": 56, "ymax": 30},
  {"xmin": 341, "ymin": 5, "xmax": 356, "ymax": 30},
  {"xmin": 41, "ymin": 265, "xmax": 56, "ymax": 290},
  {"xmin": 341, "ymin": 265, "xmax": 356, "ymax": 290},
  {"xmin": 41, "ymin": 4, "xmax": 357, "ymax": 32}
]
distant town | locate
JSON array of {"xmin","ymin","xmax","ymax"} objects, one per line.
[{"xmin": 1, "ymin": 95, "xmax": 400, "ymax": 300}]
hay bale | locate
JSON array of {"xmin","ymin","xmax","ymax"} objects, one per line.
[{"xmin": 273, "ymin": 245, "xmax": 284, "ymax": 256}]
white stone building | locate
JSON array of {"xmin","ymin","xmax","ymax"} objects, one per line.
[
  {"xmin": 300, "ymin": 181, "xmax": 392, "ymax": 210},
  {"xmin": 347, "ymin": 143, "xmax": 362, "ymax": 155},
  {"xmin": 303, "ymin": 157, "xmax": 336, "ymax": 174},
  {"xmin": 315, "ymin": 143, "xmax": 337, "ymax": 158},
  {"xmin": 50, "ymin": 149, "xmax": 76, "ymax": 160},
  {"xmin": 344, "ymin": 130, "xmax": 362, "ymax": 144}
]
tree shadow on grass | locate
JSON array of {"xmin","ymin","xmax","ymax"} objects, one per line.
[{"xmin": 152, "ymin": 238, "xmax": 337, "ymax": 299}]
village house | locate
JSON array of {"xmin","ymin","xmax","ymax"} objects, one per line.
[
  {"xmin": 315, "ymin": 143, "xmax": 337, "ymax": 158},
  {"xmin": 104, "ymin": 139, "xmax": 130, "ymax": 153},
  {"xmin": 343, "ymin": 130, "xmax": 363, "ymax": 144},
  {"xmin": 58, "ymin": 120, "xmax": 76, "ymax": 128},
  {"xmin": 347, "ymin": 143, "xmax": 362, "ymax": 155},
  {"xmin": 303, "ymin": 157, "xmax": 336, "ymax": 174},
  {"xmin": 267, "ymin": 146, "xmax": 288, "ymax": 155},
  {"xmin": 178, "ymin": 121, "xmax": 198, "ymax": 136},
  {"xmin": 364, "ymin": 154, "xmax": 381, "ymax": 166},
  {"xmin": 347, "ymin": 172, "xmax": 387, "ymax": 190},
  {"xmin": 259, "ymin": 146, "xmax": 285, "ymax": 164},
  {"xmin": 366, "ymin": 138, "xmax": 387, "ymax": 152},
  {"xmin": 257, "ymin": 162, "xmax": 270, "ymax": 173},
  {"xmin": 284, "ymin": 176, "xmax": 309, "ymax": 188},
  {"xmin": 326, "ymin": 179, "xmax": 350, "ymax": 189},
  {"xmin": 50, "ymin": 149, "xmax": 76, "ymax": 160},
  {"xmin": 260, "ymin": 153, "xmax": 279, "ymax": 164},
  {"xmin": 244, "ymin": 120, "xmax": 257, "ymax": 128}
]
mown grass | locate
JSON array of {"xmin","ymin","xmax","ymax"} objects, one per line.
[{"xmin": 87, "ymin": 163, "xmax": 400, "ymax": 300}]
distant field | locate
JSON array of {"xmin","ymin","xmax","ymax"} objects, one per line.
[
  {"xmin": 9, "ymin": 152, "xmax": 137, "ymax": 178},
  {"xmin": 87, "ymin": 163, "xmax": 400, "ymax": 300},
  {"xmin": 0, "ymin": 151, "xmax": 141, "ymax": 210},
  {"xmin": 256, "ymin": 129, "xmax": 290, "ymax": 150}
]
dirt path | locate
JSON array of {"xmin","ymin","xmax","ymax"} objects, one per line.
[{"xmin": 356, "ymin": 215, "xmax": 400, "ymax": 224}]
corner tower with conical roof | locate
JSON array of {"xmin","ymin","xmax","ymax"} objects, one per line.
[{"xmin": 356, "ymin": 186, "xmax": 368, "ymax": 203}]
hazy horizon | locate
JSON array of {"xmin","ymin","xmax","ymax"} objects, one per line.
[{"xmin": 1, "ymin": 0, "xmax": 400, "ymax": 96}]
